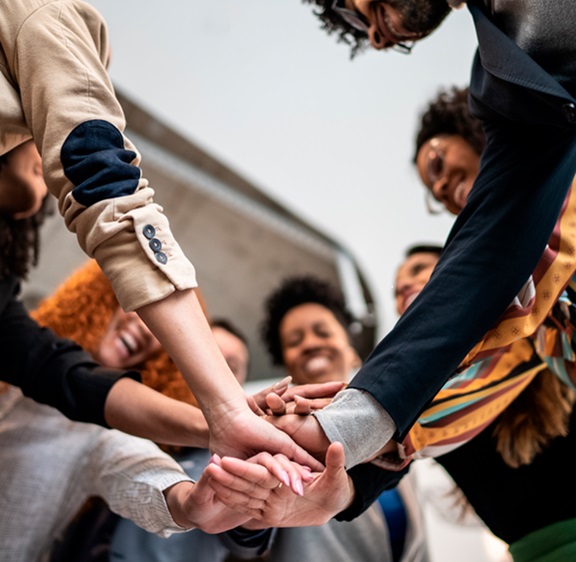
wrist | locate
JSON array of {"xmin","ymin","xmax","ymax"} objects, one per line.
[{"xmin": 163, "ymin": 481, "xmax": 196, "ymax": 529}]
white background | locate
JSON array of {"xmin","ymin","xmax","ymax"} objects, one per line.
[{"xmin": 88, "ymin": 0, "xmax": 475, "ymax": 337}]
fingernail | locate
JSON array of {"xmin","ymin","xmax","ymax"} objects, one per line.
[
  {"xmin": 281, "ymin": 471, "xmax": 291, "ymax": 487},
  {"xmin": 210, "ymin": 454, "xmax": 222, "ymax": 466},
  {"xmin": 295, "ymin": 480, "xmax": 304, "ymax": 496},
  {"xmin": 274, "ymin": 376, "xmax": 291, "ymax": 391}
]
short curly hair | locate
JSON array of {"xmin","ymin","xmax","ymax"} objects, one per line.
[
  {"xmin": 261, "ymin": 275, "xmax": 354, "ymax": 366},
  {"xmin": 413, "ymin": 86, "xmax": 486, "ymax": 162}
]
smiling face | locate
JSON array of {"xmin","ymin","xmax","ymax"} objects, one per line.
[
  {"xmin": 395, "ymin": 251, "xmax": 440, "ymax": 315},
  {"xmin": 0, "ymin": 140, "xmax": 48, "ymax": 220},
  {"xmin": 279, "ymin": 303, "xmax": 360, "ymax": 384},
  {"xmin": 416, "ymin": 134, "xmax": 480, "ymax": 215},
  {"xmin": 338, "ymin": 0, "xmax": 450, "ymax": 50},
  {"xmin": 96, "ymin": 307, "xmax": 163, "ymax": 369}
]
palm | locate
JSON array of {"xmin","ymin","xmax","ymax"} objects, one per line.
[{"xmin": 187, "ymin": 474, "xmax": 250, "ymax": 533}]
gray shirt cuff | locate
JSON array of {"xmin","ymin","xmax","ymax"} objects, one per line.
[{"xmin": 313, "ymin": 389, "xmax": 396, "ymax": 468}]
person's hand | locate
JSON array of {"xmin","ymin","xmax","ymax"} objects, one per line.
[
  {"xmin": 207, "ymin": 403, "xmax": 325, "ymax": 480},
  {"xmin": 206, "ymin": 442, "xmax": 354, "ymax": 528},
  {"xmin": 247, "ymin": 376, "xmax": 293, "ymax": 415},
  {"xmin": 266, "ymin": 412, "xmax": 331, "ymax": 464},
  {"xmin": 163, "ymin": 477, "xmax": 249, "ymax": 534},
  {"xmin": 248, "ymin": 379, "xmax": 346, "ymax": 416},
  {"xmin": 265, "ymin": 381, "xmax": 346, "ymax": 416},
  {"xmin": 165, "ymin": 451, "xmax": 315, "ymax": 533}
]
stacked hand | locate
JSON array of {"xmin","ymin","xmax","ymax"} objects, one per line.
[
  {"xmin": 164, "ymin": 451, "xmax": 313, "ymax": 533},
  {"xmin": 204, "ymin": 442, "xmax": 354, "ymax": 528}
]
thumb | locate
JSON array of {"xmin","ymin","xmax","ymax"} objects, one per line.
[{"xmin": 323, "ymin": 442, "xmax": 346, "ymax": 481}]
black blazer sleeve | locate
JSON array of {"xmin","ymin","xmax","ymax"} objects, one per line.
[
  {"xmin": 0, "ymin": 275, "xmax": 140, "ymax": 426},
  {"xmin": 336, "ymin": 462, "xmax": 410, "ymax": 521}
]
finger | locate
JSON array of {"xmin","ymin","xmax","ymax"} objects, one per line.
[
  {"xmin": 281, "ymin": 381, "xmax": 347, "ymax": 401},
  {"xmin": 205, "ymin": 462, "xmax": 274, "ymax": 501},
  {"xmin": 266, "ymin": 393, "xmax": 287, "ymax": 416},
  {"xmin": 254, "ymin": 452, "xmax": 313, "ymax": 495},
  {"xmin": 208, "ymin": 479, "xmax": 268, "ymax": 516},
  {"xmin": 251, "ymin": 376, "xmax": 293, "ymax": 411},
  {"xmin": 293, "ymin": 396, "xmax": 332, "ymax": 415},
  {"xmin": 323, "ymin": 442, "xmax": 346, "ymax": 484},
  {"xmin": 246, "ymin": 393, "xmax": 265, "ymax": 416}
]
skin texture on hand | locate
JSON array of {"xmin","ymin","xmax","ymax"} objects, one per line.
[
  {"xmin": 137, "ymin": 290, "xmax": 323, "ymax": 472},
  {"xmin": 206, "ymin": 442, "xmax": 354, "ymax": 528},
  {"xmin": 206, "ymin": 405, "xmax": 324, "ymax": 482},
  {"xmin": 266, "ymin": 412, "xmax": 332, "ymax": 464},
  {"xmin": 250, "ymin": 379, "xmax": 346, "ymax": 415},
  {"xmin": 163, "ymin": 478, "xmax": 249, "ymax": 534}
]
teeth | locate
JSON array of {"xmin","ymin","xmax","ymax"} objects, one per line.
[
  {"xmin": 304, "ymin": 356, "xmax": 330, "ymax": 373},
  {"xmin": 120, "ymin": 332, "xmax": 137, "ymax": 353}
]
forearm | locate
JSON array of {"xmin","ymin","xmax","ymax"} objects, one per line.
[
  {"xmin": 137, "ymin": 289, "xmax": 249, "ymax": 422},
  {"xmin": 0, "ymin": 285, "xmax": 136, "ymax": 426},
  {"xmin": 105, "ymin": 377, "xmax": 209, "ymax": 447}
]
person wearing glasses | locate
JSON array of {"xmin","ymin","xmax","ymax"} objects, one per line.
[{"xmin": 273, "ymin": 0, "xmax": 576, "ymax": 486}]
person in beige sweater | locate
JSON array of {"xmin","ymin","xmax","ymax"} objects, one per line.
[{"xmin": 0, "ymin": 0, "xmax": 317, "ymax": 476}]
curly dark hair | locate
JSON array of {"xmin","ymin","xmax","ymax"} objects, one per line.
[
  {"xmin": 0, "ymin": 192, "xmax": 53, "ymax": 282},
  {"xmin": 261, "ymin": 275, "xmax": 354, "ymax": 365},
  {"xmin": 303, "ymin": 0, "xmax": 450, "ymax": 58},
  {"xmin": 413, "ymin": 86, "xmax": 486, "ymax": 162},
  {"xmin": 303, "ymin": 0, "xmax": 370, "ymax": 58}
]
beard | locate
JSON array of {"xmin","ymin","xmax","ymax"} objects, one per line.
[{"xmin": 385, "ymin": 0, "xmax": 451, "ymax": 37}]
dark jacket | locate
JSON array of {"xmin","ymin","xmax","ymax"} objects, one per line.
[
  {"xmin": 0, "ymin": 275, "xmax": 138, "ymax": 426},
  {"xmin": 343, "ymin": 0, "xmax": 576, "ymax": 518}
]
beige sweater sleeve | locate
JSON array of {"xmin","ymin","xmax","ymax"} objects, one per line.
[{"xmin": 2, "ymin": 0, "xmax": 196, "ymax": 310}]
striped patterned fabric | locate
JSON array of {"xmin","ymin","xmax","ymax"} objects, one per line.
[
  {"xmin": 371, "ymin": 183, "xmax": 576, "ymax": 470},
  {"xmin": 374, "ymin": 292, "xmax": 576, "ymax": 469},
  {"xmin": 462, "ymin": 181, "xmax": 576, "ymax": 365}
]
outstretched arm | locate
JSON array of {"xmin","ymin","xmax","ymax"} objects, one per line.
[
  {"xmin": 138, "ymin": 290, "xmax": 323, "ymax": 473},
  {"xmin": 104, "ymin": 377, "xmax": 210, "ymax": 448}
]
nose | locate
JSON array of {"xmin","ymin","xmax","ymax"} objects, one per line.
[
  {"xmin": 300, "ymin": 332, "xmax": 324, "ymax": 351},
  {"xmin": 431, "ymin": 176, "xmax": 450, "ymax": 205}
]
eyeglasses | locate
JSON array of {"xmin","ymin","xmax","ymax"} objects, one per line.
[{"xmin": 331, "ymin": 0, "xmax": 415, "ymax": 54}]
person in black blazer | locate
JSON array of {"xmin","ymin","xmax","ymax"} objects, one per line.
[{"xmin": 269, "ymin": 0, "xmax": 576, "ymax": 499}]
